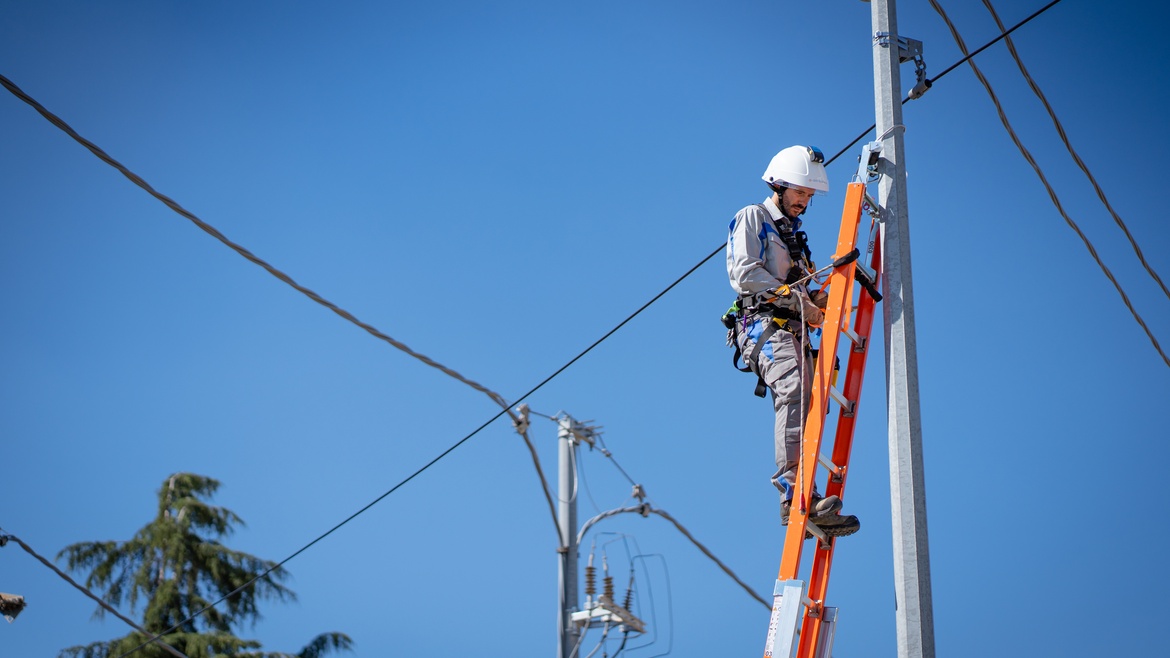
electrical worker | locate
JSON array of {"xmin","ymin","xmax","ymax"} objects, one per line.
[{"xmin": 725, "ymin": 145, "xmax": 860, "ymax": 537}]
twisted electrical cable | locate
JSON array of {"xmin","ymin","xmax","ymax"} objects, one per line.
[
  {"xmin": 0, "ymin": 3, "xmax": 1098, "ymax": 647},
  {"xmin": 110, "ymin": 244, "xmax": 725, "ymax": 658},
  {"xmin": 0, "ymin": 71, "xmax": 563, "ymax": 541},
  {"xmin": 576, "ymin": 505, "xmax": 768, "ymax": 609},
  {"xmin": 0, "ymin": 533, "xmax": 189, "ymax": 658},
  {"xmin": 980, "ymin": 0, "xmax": 1170, "ymax": 301},
  {"xmin": 927, "ymin": 0, "xmax": 1169, "ymax": 368},
  {"xmin": 0, "ymin": 73, "xmax": 505, "ymax": 408}
]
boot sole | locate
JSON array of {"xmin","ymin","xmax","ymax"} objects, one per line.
[{"xmin": 815, "ymin": 517, "xmax": 861, "ymax": 537}]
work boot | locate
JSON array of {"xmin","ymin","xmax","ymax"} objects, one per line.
[
  {"xmin": 812, "ymin": 513, "xmax": 861, "ymax": 538},
  {"xmin": 780, "ymin": 495, "xmax": 842, "ymax": 526}
]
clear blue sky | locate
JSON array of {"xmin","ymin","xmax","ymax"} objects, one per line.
[{"xmin": 3, "ymin": 1, "xmax": 1168, "ymax": 656}]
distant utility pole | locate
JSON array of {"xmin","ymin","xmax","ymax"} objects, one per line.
[
  {"xmin": 556, "ymin": 416, "xmax": 590, "ymax": 658},
  {"xmin": 555, "ymin": 416, "xmax": 646, "ymax": 658},
  {"xmin": 870, "ymin": 0, "xmax": 936, "ymax": 657}
]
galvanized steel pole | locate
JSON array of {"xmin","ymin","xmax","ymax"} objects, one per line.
[
  {"xmin": 869, "ymin": 0, "xmax": 936, "ymax": 656},
  {"xmin": 557, "ymin": 418, "xmax": 580, "ymax": 658}
]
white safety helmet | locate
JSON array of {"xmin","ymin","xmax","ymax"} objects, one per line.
[{"xmin": 762, "ymin": 145, "xmax": 830, "ymax": 195}]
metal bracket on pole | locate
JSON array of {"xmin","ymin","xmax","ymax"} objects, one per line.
[
  {"xmin": 558, "ymin": 415, "xmax": 599, "ymax": 449},
  {"xmin": 875, "ymin": 33, "xmax": 921, "ymax": 63},
  {"xmin": 875, "ymin": 32, "xmax": 931, "ymax": 99},
  {"xmin": 571, "ymin": 594, "xmax": 646, "ymax": 635},
  {"xmin": 863, "ymin": 192, "xmax": 887, "ymax": 223},
  {"xmin": 855, "ymin": 141, "xmax": 884, "ymax": 183}
]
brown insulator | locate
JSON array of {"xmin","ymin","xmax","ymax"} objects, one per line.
[{"xmin": 585, "ymin": 565, "xmax": 597, "ymax": 597}]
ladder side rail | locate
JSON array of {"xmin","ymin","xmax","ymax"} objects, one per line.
[
  {"xmin": 777, "ymin": 182, "xmax": 867, "ymax": 582},
  {"xmin": 787, "ymin": 183, "xmax": 868, "ymax": 655},
  {"xmin": 838, "ymin": 242, "xmax": 858, "ymax": 336},
  {"xmin": 825, "ymin": 236, "xmax": 882, "ymax": 500},
  {"xmin": 798, "ymin": 236, "xmax": 883, "ymax": 658}
]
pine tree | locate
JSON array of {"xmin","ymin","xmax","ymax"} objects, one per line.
[{"xmin": 57, "ymin": 473, "xmax": 353, "ymax": 658}]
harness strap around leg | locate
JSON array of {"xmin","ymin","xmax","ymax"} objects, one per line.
[{"xmin": 745, "ymin": 319, "xmax": 783, "ymax": 398}]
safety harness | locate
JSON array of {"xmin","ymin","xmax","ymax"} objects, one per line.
[{"xmin": 724, "ymin": 205, "xmax": 815, "ymax": 398}]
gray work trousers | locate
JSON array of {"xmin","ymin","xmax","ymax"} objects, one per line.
[{"xmin": 735, "ymin": 315, "xmax": 812, "ymax": 501}]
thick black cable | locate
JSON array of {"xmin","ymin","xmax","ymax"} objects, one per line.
[
  {"xmin": 0, "ymin": 69, "xmax": 739, "ymax": 653},
  {"xmin": 113, "ymin": 245, "xmax": 724, "ymax": 658},
  {"xmin": 1, "ymin": 2, "xmax": 1080, "ymax": 646},
  {"xmin": 0, "ymin": 4, "xmax": 1073, "ymax": 642},
  {"xmin": 826, "ymin": 0, "xmax": 1064, "ymax": 166}
]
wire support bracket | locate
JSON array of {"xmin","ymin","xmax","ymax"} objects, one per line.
[{"xmin": 875, "ymin": 32, "xmax": 931, "ymax": 99}]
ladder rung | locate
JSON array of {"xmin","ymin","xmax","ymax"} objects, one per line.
[
  {"xmin": 841, "ymin": 326, "xmax": 866, "ymax": 352},
  {"xmin": 818, "ymin": 457, "xmax": 846, "ymax": 483},
  {"xmin": 829, "ymin": 386, "xmax": 855, "ymax": 417},
  {"xmin": 864, "ymin": 192, "xmax": 884, "ymax": 220},
  {"xmin": 805, "ymin": 520, "xmax": 828, "ymax": 547}
]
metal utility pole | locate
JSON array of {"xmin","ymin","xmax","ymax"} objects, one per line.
[
  {"xmin": 556, "ymin": 416, "xmax": 600, "ymax": 658},
  {"xmin": 557, "ymin": 416, "xmax": 580, "ymax": 658},
  {"xmin": 870, "ymin": 0, "xmax": 936, "ymax": 657}
]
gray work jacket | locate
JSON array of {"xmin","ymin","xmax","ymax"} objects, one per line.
[{"xmin": 726, "ymin": 196, "xmax": 803, "ymax": 298}]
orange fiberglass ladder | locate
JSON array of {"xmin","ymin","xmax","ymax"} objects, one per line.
[{"xmin": 763, "ymin": 142, "xmax": 886, "ymax": 658}]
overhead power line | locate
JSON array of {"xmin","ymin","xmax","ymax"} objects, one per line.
[
  {"xmin": 827, "ymin": 0, "xmax": 1064, "ymax": 165},
  {"xmin": 0, "ymin": 6, "xmax": 1099, "ymax": 650},
  {"xmin": 0, "ymin": 73, "xmax": 754, "ymax": 656},
  {"xmin": 928, "ymin": 0, "xmax": 1064, "ymax": 86},
  {"xmin": 0, "ymin": 71, "xmax": 563, "ymax": 542},
  {"xmin": 0, "ymin": 532, "xmax": 189, "ymax": 658},
  {"xmin": 0, "ymin": 0, "xmax": 1066, "ymax": 429},
  {"xmin": 111, "ymin": 244, "xmax": 723, "ymax": 658},
  {"xmin": 978, "ymin": 0, "xmax": 1170, "ymax": 302},
  {"xmin": 0, "ymin": 7, "xmax": 1082, "ymax": 584},
  {"xmin": 0, "ymin": 75, "xmax": 503, "ymax": 407},
  {"xmin": 575, "ymin": 505, "xmax": 768, "ymax": 610},
  {"xmin": 926, "ymin": 0, "xmax": 1170, "ymax": 369}
]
